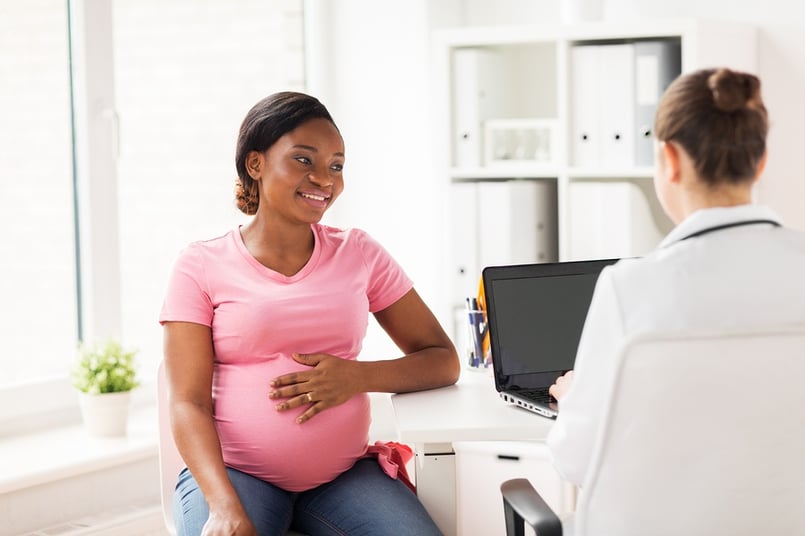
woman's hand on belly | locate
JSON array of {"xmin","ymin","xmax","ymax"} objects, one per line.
[{"xmin": 269, "ymin": 352, "xmax": 362, "ymax": 424}]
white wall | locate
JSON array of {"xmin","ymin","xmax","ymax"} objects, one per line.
[
  {"xmin": 599, "ymin": 0, "xmax": 805, "ymax": 233},
  {"xmin": 305, "ymin": 0, "xmax": 455, "ymax": 358},
  {"xmin": 306, "ymin": 0, "xmax": 805, "ymax": 354}
]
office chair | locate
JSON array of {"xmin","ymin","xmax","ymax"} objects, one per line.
[
  {"xmin": 501, "ymin": 325, "xmax": 805, "ymax": 536},
  {"xmin": 157, "ymin": 362, "xmax": 308, "ymax": 535}
]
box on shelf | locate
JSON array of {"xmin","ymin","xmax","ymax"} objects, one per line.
[{"xmin": 484, "ymin": 118, "xmax": 558, "ymax": 168}]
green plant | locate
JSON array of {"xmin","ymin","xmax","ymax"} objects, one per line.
[{"xmin": 71, "ymin": 339, "xmax": 140, "ymax": 394}]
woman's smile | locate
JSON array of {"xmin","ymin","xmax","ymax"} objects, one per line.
[{"xmin": 298, "ymin": 189, "xmax": 331, "ymax": 209}]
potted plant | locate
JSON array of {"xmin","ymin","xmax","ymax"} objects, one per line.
[{"xmin": 71, "ymin": 338, "xmax": 140, "ymax": 437}]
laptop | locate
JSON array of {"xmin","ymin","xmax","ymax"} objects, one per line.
[{"xmin": 483, "ymin": 258, "xmax": 619, "ymax": 419}]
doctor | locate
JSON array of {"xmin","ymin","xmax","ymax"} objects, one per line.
[{"xmin": 546, "ymin": 67, "xmax": 805, "ymax": 486}]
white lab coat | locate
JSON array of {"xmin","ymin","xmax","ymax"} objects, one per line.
[{"xmin": 547, "ymin": 204, "xmax": 805, "ymax": 486}]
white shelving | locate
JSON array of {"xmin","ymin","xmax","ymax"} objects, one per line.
[{"xmin": 437, "ymin": 18, "xmax": 758, "ymax": 320}]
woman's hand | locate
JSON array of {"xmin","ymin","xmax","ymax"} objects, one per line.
[
  {"xmin": 201, "ymin": 506, "xmax": 258, "ymax": 536},
  {"xmin": 269, "ymin": 352, "xmax": 360, "ymax": 423},
  {"xmin": 549, "ymin": 370, "xmax": 575, "ymax": 401}
]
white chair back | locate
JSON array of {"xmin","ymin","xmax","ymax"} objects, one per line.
[
  {"xmin": 157, "ymin": 360, "xmax": 183, "ymax": 535},
  {"xmin": 575, "ymin": 326, "xmax": 805, "ymax": 536}
]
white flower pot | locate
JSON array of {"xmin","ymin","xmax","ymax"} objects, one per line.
[{"xmin": 78, "ymin": 391, "xmax": 132, "ymax": 437}]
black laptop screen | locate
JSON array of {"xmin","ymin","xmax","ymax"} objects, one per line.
[{"xmin": 484, "ymin": 259, "xmax": 618, "ymax": 391}]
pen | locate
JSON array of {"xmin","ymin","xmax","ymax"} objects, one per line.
[
  {"xmin": 477, "ymin": 312, "xmax": 489, "ymax": 367},
  {"xmin": 477, "ymin": 277, "xmax": 491, "ymax": 366},
  {"xmin": 467, "ymin": 297, "xmax": 484, "ymax": 367},
  {"xmin": 474, "ymin": 309, "xmax": 487, "ymax": 367},
  {"xmin": 466, "ymin": 298, "xmax": 478, "ymax": 366}
]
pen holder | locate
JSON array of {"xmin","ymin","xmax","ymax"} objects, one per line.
[{"xmin": 465, "ymin": 306, "xmax": 491, "ymax": 370}]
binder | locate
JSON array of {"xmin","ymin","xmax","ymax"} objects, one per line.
[
  {"xmin": 533, "ymin": 180, "xmax": 559, "ymax": 263},
  {"xmin": 570, "ymin": 44, "xmax": 601, "ymax": 167},
  {"xmin": 478, "ymin": 181, "xmax": 531, "ymax": 270},
  {"xmin": 477, "ymin": 180, "xmax": 558, "ymax": 270},
  {"xmin": 571, "ymin": 43, "xmax": 636, "ymax": 168},
  {"xmin": 452, "ymin": 48, "xmax": 502, "ymax": 168},
  {"xmin": 598, "ymin": 43, "xmax": 636, "ymax": 167},
  {"xmin": 572, "ymin": 41, "xmax": 681, "ymax": 168},
  {"xmin": 448, "ymin": 181, "xmax": 481, "ymax": 308},
  {"xmin": 634, "ymin": 40, "xmax": 682, "ymax": 166},
  {"xmin": 567, "ymin": 181, "xmax": 606, "ymax": 260},
  {"xmin": 568, "ymin": 180, "xmax": 672, "ymax": 259}
]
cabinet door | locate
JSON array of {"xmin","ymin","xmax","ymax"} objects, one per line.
[
  {"xmin": 417, "ymin": 452, "xmax": 457, "ymax": 536},
  {"xmin": 454, "ymin": 440, "xmax": 574, "ymax": 536}
]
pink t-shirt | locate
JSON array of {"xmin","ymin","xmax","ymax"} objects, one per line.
[{"xmin": 159, "ymin": 224, "xmax": 413, "ymax": 491}]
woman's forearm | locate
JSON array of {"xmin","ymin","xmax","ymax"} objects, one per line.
[
  {"xmin": 354, "ymin": 345, "xmax": 460, "ymax": 394},
  {"xmin": 171, "ymin": 400, "xmax": 244, "ymax": 514}
]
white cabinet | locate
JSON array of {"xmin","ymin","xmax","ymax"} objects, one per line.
[
  {"xmin": 416, "ymin": 450, "xmax": 458, "ymax": 536},
  {"xmin": 454, "ymin": 440, "xmax": 575, "ymax": 536},
  {"xmin": 436, "ymin": 19, "xmax": 758, "ymax": 326}
]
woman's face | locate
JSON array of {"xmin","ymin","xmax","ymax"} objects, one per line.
[{"xmin": 254, "ymin": 117, "xmax": 345, "ymax": 224}]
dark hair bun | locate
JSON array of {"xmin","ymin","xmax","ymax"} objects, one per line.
[
  {"xmin": 707, "ymin": 68, "xmax": 763, "ymax": 112},
  {"xmin": 234, "ymin": 178, "xmax": 258, "ymax": 215}
]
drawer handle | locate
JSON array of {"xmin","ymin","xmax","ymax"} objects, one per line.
[{"xmin": 497, "ymin": 454, "xmax": 520, "ymax": 461}]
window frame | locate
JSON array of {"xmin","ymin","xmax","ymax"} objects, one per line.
[{"xmin": 1, "ymin": 0, "xmax": 307, "ymax": 433}]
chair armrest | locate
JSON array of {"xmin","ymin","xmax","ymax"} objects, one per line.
[{"xmin": 501, "ymin": 478, "xmax": 563, "ymax": 536}]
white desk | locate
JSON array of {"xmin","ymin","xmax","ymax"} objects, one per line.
[
  {"xmin": 391, "ymin": 370, "xmax": 557, "ymax": 535},
  {"xmin": 392, "ymin": 369, "xmax": 554, "ymax": 444}
]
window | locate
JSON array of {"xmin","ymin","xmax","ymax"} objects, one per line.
[
  {"xmin": 0, "ymin": 0, "xmax": 305, "ymax": 424},
  {"xmin": 0, "ymin": 1, "xmax": 75, "ymax": 388},
  {"xmin": 113, "ymin": 0, "xmax": 306, "ymax": 382}
]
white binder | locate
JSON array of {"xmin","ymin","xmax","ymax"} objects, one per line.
[
  {"xmin": 568, "ymin": 180, "xmax": 671, "ymax": 260},
  {"xmin": 452, "ymin": 48, "xmax": 503, "ymax": 168},
  {"xmin": 634, "ymin": 40, "xmax": 682, "ymax": 166},
  {"xmin": 447, "ymin": 180, "xmax": 558, "ymax": 345},
  {"xmin": 448, "ymin": 181, "xmax": 481, "ymax": 308},
  {"xmin": 567, "ymin": 181, "xmax": 607, "ymax": 260},
  {"xmin": 477, "ymin": 180, "xmax": 558, "ymax": 270},
  {"xmin": 572, "ymin": 42, "xmax": 683, "ymax": 169},
  {"xmin": 598, "ymin": 43, "xmax": 636, "ymax": 168},
  {"xmin": 448, "ymin": 180, "xmax": 559, "ymax": 325},
  {"xmin": 478, "ymin": 181, "xmax": 533, "ymax": 270},
  {"xmin": 570, "ymin": 44, "xmax": 601, "ymax": 167}
]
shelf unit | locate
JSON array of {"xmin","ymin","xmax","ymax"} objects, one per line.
[{"xmin": 436, "ymin": 19, "xmax": 758, "ymax": 335}]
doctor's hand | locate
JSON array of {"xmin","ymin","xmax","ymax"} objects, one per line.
[
  {"xmin": 269, "ymin": 352, "xmax": 360, "ymax": 424},
  {"xmin": 549, "ymin": 370, "xmax": 575, "ymax": 401}
]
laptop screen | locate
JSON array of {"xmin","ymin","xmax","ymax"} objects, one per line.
[{"xmin": 483, "ymin": 259, "xmax": 619, "ymax": 392}]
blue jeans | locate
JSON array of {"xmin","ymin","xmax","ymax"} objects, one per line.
[{"xmin": 174, "ymin": 458, "xmax": 442, "ymax": 536}]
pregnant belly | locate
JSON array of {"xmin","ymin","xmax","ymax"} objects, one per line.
[{"xmin": 212, "ymin": 360, "xmax": 370, "ymax": 492}]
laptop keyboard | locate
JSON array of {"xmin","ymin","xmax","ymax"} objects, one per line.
[{"xmin": 516, "ymin": 388, "xmax": 554, "ymax": 404}]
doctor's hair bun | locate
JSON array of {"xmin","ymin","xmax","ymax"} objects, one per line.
[
  {"xmin": 707, "ymin": 68, "xmax": 763, "ymax": 113},
  {"xmin": 655, "ymin": 67, "xmax": 768, "ymax": 184}
]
